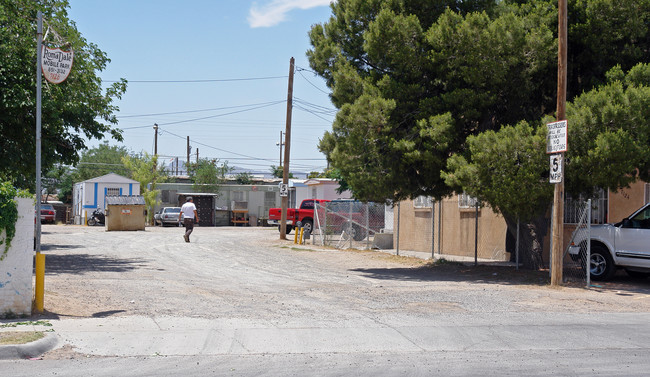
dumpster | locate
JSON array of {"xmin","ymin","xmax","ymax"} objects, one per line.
[{"xmin": 105, "ymin": 195, "xmax": 146, "ymax": 231}]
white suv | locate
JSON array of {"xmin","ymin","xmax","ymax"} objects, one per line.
[{"xmin": 569, "ymin": 202, "xmax": 650, "ymax": 280}]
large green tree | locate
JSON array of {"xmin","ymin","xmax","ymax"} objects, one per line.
[
  {"xmin": 0, "ymin": 0, "xmax": 126, "ymax": 189},
  {"xmin": 122, "ymin": 152, "xmax": 168, "ymax": 224},
  {"xmin": 309, "ymin": 0, "xmax": 650, "ymax": 269},
  {"xmin": 309, "ymin": 0, "xmax": 650, "ymax": 203},
  {"xmin": 445, "ymin": 64, "xmax": 650, "ymax": 268}
]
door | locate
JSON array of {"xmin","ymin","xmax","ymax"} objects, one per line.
[{"xmin": 615, "ymin": 203, "xmax": 650, "ymax": 268}]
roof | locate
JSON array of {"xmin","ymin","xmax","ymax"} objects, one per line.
[
  {"xmin": 82, "ymin": 173, "xmax": 139, "ymax": 184},
  {"xmin": 105, "ymin": 195, "xmax": 146, "ymax": 206}
]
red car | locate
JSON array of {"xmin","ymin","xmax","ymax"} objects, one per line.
[{"xmin": 38, "ymin": 203, "xmax": 56, "ymax": 224}]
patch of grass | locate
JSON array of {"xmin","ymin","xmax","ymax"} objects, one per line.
[
  {"xmin": 0, "ymin": 320, "xmax": 52, "ymax": 328},
  {"xmin": 0, "ymin": 331, "xmax": 44, "ymax": 345}
]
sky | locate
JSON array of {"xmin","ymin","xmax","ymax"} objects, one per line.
[{"xmin": 66, "ymin": 0, "xmax": 336, "ymax": 176}]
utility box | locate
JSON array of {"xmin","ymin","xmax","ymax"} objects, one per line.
[{"xmin": 105, "ymin": 195, "xmax": 146, "ymax": 231}]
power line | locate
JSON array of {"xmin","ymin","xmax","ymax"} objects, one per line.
[
  {"xmin": 116, "ymin": 100, "xmax": 286, "ymax": 119},
  {"xmin": 120, "ymin": 100, "xmax": 286, "ymax": 130},
  {"xmin": 103, "ymin": 75, "xmax": 288, "ymax": 83},
  {"xmin": 295, "ymin": 67, "xmax": 331, "ymax": 95}
]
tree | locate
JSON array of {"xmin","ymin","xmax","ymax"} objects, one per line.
[
  {"xmin": 270, "ymin": 165, "xmax": 294, "ymax": 179},
  {"xmin": 0, "ymin": 0, "xmax": 127, "ymax": 190},
  {"xmin": 444, "ymin": 64, "xmax": 650, "ymax": 268},
  {"xmin": 188, "ymin": 159, "xmax": 232, "ymax": 192},
  {"xmin": 309, "ymin": 0, "xmax": 557, "ymax": 202},
  {"xmin": 74, "ymin": 142, "xmax": 131, "ymax": 182},
  {"xmin": 122, "ymin": 153, "xmax": 168, "ymax": 224},
  {"xmin": 309, "ymin": 0, "xmax": 650, "ymax": 268},
  {"xmin": 234, "ymin": 172, "xmax": 253, "ymax": 185}
]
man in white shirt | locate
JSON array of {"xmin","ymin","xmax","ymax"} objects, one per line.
[{"xmin": 180, "ymin": 196, "xmax": 199, "ymax": 242}]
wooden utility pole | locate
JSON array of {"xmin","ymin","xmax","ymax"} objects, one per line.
[
  {"xmin": 551, "ymin": 0, "xmax": 568, "ymax": 286},
  {"xmin": 153, "ymin": 123, "xmax": 158, "ymax": 155},
  {"xmin": 196, "ymin": 148, "xmax": 199, "ymax": 162},
  {"xmin": 280, "ymin": 57, "xmax": 295, "ymax": 240}
]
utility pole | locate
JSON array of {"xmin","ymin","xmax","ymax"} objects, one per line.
[
  {"xmin": 280, "ymin": 57, "xmax": 295, "ymax": 239},
  {"xmin": 186, "ymin": 136, "xmax": 190, "ymax": 175},
  {"xmin": 277, "ymin": 131, "xmax": 284, "ymax": 166},
  {"xmin": 551, "ymin": 0, "xmax": 568, "ymax": 286},
  {"xmin": 196, "ymin": 148, "xmax": 199, "ymax": 162},
  {"xmin": 153, "ymin": 123, "xmax": 158, "ymax": 155}
]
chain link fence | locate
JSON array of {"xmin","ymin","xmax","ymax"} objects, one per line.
[
  {"xmin": 312, "ymin": 201, "xmax": 388, "ymax": 249},
  {"xmin": 562, "ymin": 199, "xmax": 591, "ymax": 287},
  {"xmin": 310, "ymin": 197, "xmax": 593, "ymax": 287}
]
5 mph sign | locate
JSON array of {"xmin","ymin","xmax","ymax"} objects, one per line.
[{"xmin": 549, "ymin": 154, "xmax": 562, "ymax": 183}]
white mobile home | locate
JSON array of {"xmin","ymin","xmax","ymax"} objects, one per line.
[{"xmin": 73, "ymin": 173, "xmax": 140, "ymax": 224}]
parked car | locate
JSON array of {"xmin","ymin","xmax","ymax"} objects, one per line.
[
  {"xmin": 154, "ymin": 207, "xmax": 182, "ymax": 226},
  {"xmin": 38, "ymin": 203, "xmax": 56, "ymax": 224},
  {"xmin": 569, "ymin": 202, "xmax": 650, "ymax": 280},
  {"xmin": 268, "ymin": 199, "xmax": 330, "ymax": 234}
]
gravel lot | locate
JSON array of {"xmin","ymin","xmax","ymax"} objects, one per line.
[{"xmin": 39, "ymin": 224, "xmax": 650, "ymax": 321}]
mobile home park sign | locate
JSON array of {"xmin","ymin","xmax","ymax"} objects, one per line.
[{"xmin": 41, "ymin": 46, "xmax": 73, "ymax": 84}]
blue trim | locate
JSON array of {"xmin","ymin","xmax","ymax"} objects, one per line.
[
  {"xmin": 129, "ymin": 184, "xmax": 133, "ymax": 196},
  {"xmin": 93, "ymin": 183, "xmax": 98, "ymax": 207},
  {"xmin": 83, "ymin": 205, "xmax": 97, "ymax": 209},
  {"xmin": 104, "ymin": 187, "xmax": 107, "ymax": 197},
  {"xmin": 119, "ymin": 188, "xmax": 123, "ymax": 195}
]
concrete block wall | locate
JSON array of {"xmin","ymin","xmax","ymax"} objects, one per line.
[{"xmin": 0, "ymin": 198, "xmax": 34, "ymax": 316}]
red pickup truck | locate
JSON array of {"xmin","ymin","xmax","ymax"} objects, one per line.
[{"xmin": 268, "ymin": 199, "xmax": 329, "ymax": 234}]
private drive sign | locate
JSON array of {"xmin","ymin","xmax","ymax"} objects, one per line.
[
  {"xmin": 41, "ymin": 46, "xmax": 73, "ymax": 84},
  {"xmin": 546, "ymin": 120, "xmax": 567, "ymax": 154}
]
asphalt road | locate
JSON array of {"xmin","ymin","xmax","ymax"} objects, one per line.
[{"xmin": 2, "ymin": 225, "xmax": 650, "ymax": 376}]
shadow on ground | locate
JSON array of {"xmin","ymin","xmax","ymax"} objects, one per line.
[
  {"xmin": 351, "ymin": 262, "xmax": 650, "ymax": 294},
  {"xmin": 43, "ymin": 254, "xmax": 149, "ymax": 275}
]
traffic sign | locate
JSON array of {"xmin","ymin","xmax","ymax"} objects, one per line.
[
  {"xmin": 549, "ymin": 154, "xmax": 562, "ymax": 183},
  {"xmin": 279, "ymin": 183, "xmax": 289, "ymax": 197},
  {"xmin": 546, "ymin": 120, "xmax": 568, "ymax": 154}
]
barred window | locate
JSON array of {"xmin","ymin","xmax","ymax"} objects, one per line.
[
  {"xmin": 413, "ymin": 195, "xmax": 433, "ymax": 209},
  {"xmin": 564, "ymin": 189, "xmax": 607, "ymax": 224},
  {"xmin": 458, "ymin": 193, "xmax": 478, "ymax": 208},
  {"xmin": 106, "ymin": 188, "xmax": 120, "ymax": 196}
]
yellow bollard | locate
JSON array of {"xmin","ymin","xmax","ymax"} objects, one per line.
[
  {"xmin": 294, "ymin": 227, "xmax": 299, "ymax": 244},
  {"xmin": 299, "ymin": 227, "xmax": 304, "ymax": 245},
  {"xmin": 34, "ymin": 253, "xmax": 45, "ymax": 313},
  {"xmin": 84, "ymin": 211, "xmax": 87, "ymax": 226}
]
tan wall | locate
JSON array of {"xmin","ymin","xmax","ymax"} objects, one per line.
[
  {"xmin": 608, "ymin": 181, "xmax": 648, "ymax": 223},
  {"xmin": 106, "ymin": 205, "xmax": 146, "ymax": 231},
  {"xmin": 396, "ymin": 198, "xmax": 508, "ymax": 260}
]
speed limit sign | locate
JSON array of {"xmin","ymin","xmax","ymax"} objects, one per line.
[{"xmin": 549, "ymin": 154, "xmax": 562, "ymax": 183}]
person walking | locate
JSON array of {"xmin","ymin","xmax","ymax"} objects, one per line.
[{"xmin": 180, "ymin": 196, "xmax": 199, "ymax": 242}]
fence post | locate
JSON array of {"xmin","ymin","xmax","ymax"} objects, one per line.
[
  {"xmin": 474, "ymin": 201, "xmax": 479, "ymax": 266},
  {"xmin": 438, "ymin": 200, "xmax": 442, "ymax": 255},
  {"xmin": 396, "ymin": 202, "xmax": 401, "ymax": 256},
  {"xmin": 366, "ymin": 203, "xmax": 370, "ymax": 250},
  {"xmin": 431, "ymin": 199, "xmax": 435, "ymax": 260},
  {"xmin": 586, "ymin": 199, "xmax": 591, "ymax": 288}
]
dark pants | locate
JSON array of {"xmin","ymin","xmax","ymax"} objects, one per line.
[{"xmin": 184, "ymin": 218, "xmax": 194, "ymax": 239}]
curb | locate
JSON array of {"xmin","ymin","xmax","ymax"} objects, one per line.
[{"xmin": 0, "ymin": 332, "xmax": 60, "ymax": 360}]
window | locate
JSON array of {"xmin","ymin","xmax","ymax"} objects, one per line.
[
  {"xmin": 232, "ymin": 191, "xmax": 245, "ymax": 202},
  {"xmin": 458, "ymin": 193, "xmax": 478, "ymax": 208},
  {"xmin": 564, "ymin": 189, "xmax": 607, "ymax": 224},
  {"xmin": 106, "ymin": 188, "xmax": 120, "ymax": 196},
  {"xmin": 312, "ymin": 187, "xmax": 317, "ymax": 199},
  {"xmin": 413, "ymin": 196, "xmax": 433, "ymax": 209}
]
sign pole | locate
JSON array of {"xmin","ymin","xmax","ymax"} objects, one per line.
[
  {"xmin": 34, "ymin": 11, "xmax": 45, "ymax": 313},
  {"xmin": 551, "ymin": 0, "xmax": 568, "ymax": 286}
]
